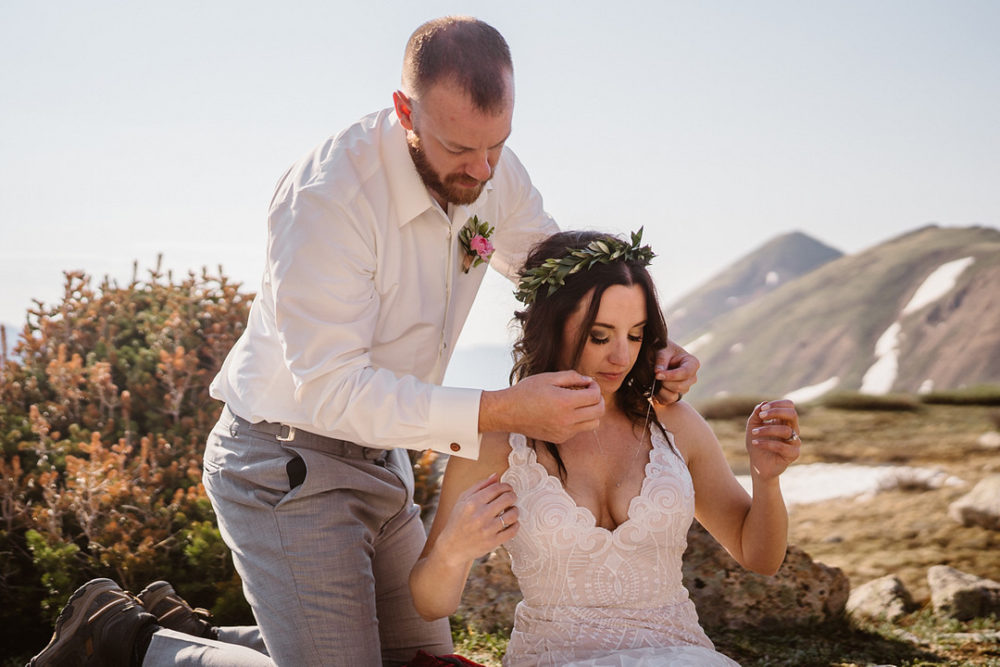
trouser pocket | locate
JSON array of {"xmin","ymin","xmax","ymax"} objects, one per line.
[{"xmin": 286, "ymin": 455, "xmax": 306, "ymax": 489}]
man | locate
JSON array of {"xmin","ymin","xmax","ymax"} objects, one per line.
[{"xmin": 30, "ymin": 16, "xmax": 697, "ymax": 666}]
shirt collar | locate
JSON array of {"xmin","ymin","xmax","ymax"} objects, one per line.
[{"xmin": 381, "ymin": 109, "xmax": 494, "ymax": 228}]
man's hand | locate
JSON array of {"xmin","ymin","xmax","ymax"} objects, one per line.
[
  {"xmin": 654, "ymin": 338, "xmax": 699, "ymax": 404},
  {"xmin": 479, "ymin": 371, "xmax": 604, "ymax": 442}
]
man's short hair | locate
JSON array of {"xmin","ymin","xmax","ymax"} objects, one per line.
[{"xmin": 402, "ymin": 16, "xmax": 513, "ymax": 113}]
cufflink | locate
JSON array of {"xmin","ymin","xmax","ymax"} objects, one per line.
[{"xmin": 450, "ymin": 443, "xmax": 461, "ymax": 452}]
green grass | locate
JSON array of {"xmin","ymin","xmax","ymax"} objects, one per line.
[
  {"xmin": 920, "ymin": 385, "xmax": 1000, "ymax": 406},
  {"xmin": 449, "ymin": 610, "xmax": 1000, "ymax": 666},
  {"xmin": 696, "ymin": 395, "xmax": 771, "ymax": 420},
  {"xmin": 819, "ymin": 391, "xmax": 922, "ymax": 412},
  {"xmin": 451, "ymin": 615, "xmax": 509, "ymax": 664}
]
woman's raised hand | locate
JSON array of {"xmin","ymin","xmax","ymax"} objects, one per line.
[
  {"xmin": 434, "ymin": 473, "xmax": 519, "ymax": 566},
  {"xmin": 745, "ymin": 400, "xmax": 801, "ymax": 481}
]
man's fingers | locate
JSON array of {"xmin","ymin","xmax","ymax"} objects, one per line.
[
  {"xmin": 573, "ymin": 394, "xmax": 605, "ymax": 421},
  {"xmin": 549, "ymin": 370, "xmax": 597, "ymax": 389}
]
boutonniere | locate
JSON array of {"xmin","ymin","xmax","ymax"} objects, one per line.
[{"xmin": 458, "ymin": 215, "xmax": 495, "ymax": 273}]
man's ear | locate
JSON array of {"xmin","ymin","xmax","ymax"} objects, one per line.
[{"xmin": 393, "ymin": 91, "xmax": 414, "ymax": 131}]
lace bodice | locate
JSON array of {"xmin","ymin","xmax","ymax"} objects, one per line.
[{"xmin": 499, "ymin": 428, "xmax": 739, "ymax": 667}]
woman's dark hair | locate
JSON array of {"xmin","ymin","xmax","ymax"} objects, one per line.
[{"xmin": 510, "ymin": 230, "xmax": 670, "ymax": 479}]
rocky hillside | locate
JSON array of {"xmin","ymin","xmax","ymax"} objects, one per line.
[
  {"xmin": 665, "ymin": 231, "xmax": 842, "ymax": 340},
  {"xmin": 673, "ymin": 225, "xmax": 1000, "ymax": 401}
]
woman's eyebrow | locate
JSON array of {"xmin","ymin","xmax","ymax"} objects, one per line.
[{"xmin": 591, "ymin": 320, "xmax": 647, "ymax": 329}]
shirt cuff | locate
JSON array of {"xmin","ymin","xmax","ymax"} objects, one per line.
[{"xmin": 427, "ymin": 385, "xmax": 482, "ymax": 460}]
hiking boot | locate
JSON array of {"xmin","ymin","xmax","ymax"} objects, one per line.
[
  {"xmin": 28, "ymin": 578, "xmax": 157, "ymax": 667},
  {"xmin": 137, "ymin": 580, "xmax": 217, "ymax": 639}
]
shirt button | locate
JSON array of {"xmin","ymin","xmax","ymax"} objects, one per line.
[{"xmin": 450, "ymin": 443, "xmax": 461, "ymax": 452}]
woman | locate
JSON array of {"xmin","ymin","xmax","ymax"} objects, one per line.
[{"xmin": 410, "ymin": 230, "xmax": 801, "ymax": 666}]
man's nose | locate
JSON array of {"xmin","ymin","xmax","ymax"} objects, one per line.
[{"xmin": 465, "ymin": 151, "xmax": 492, "ymax": 182}]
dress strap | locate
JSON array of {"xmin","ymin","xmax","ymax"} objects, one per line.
[
  {"xmin": 508, "ymin": 432, "xmax": 529, "ymax": 452},
  {"xmin": 505, "ymin": 432, "xmax": 535, "ymax": 471}
]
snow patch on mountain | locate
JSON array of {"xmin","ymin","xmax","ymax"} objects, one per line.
[
  {"xmin": 785, "ymin": 376, "xmax": 840, "ymax": 403},
  {"xmin": 860, "ymin": 257, "xmax": 975, "ymax": 394}
]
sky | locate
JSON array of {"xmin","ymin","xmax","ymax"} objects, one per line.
[{"xmin": 2, "ymin": 0, "xmax": 998, "ymax": 352}]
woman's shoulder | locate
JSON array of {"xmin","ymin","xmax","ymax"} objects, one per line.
[
  {"xmin": 470, "ymin": 431, "xmax": 514, "ymax": 475},
  {"xmin": 655, "ymin": 398, "xmax": 709, "ymax": 431},
  {"xmin": 654, "ymin": 400, "xmax": 717, "ymax": 458}
]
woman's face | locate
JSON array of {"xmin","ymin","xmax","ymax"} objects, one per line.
[{"xmin": 559, "ymin": 284, "xmax": 647, "ymax": 398}]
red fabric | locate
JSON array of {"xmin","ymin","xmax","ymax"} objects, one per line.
[{"xmin": 405, "ymin": 649, "xmax": 487, "ymax": 666}]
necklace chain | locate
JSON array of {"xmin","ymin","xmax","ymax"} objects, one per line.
[{"xmin": 591, "ymin": 378, "xmax": 658, "ymax": 487}]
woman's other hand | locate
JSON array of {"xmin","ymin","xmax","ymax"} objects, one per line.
[
  {"xmin": 432, "ymin": 473, "xmax": 519, "ymax": 567},
  {"xmin": 746, "ymin": 400, "xmax": 801, "ymax": 481}
]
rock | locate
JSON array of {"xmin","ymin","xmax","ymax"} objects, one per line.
[
  {"xmin": 978, "ymin": 431, "xmax": 1000, "ymax": 449},
  {"xmin": 948, "ymin": 474, "xmax": 1000, "ymax": 530},
  {"xmin": 457, "ymin": 523, "xmax": 850, "ymax": 633},
  {"xmin": 846, "ymin": 574, "xmax": 915, "ymax": 622},
  {"xmin": 927, "ymin": 565, "xmax": 1000, "ymax": 621},
  {"xmin": 456, "ymin": 549, "xmax": 521, "ymax": 633},
  {"xmin": 682, "ymin": 522, "xmax": 850, "ymax": 630}
]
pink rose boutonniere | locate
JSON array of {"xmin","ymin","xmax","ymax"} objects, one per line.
[{"xmin": 458, "ymin": 215, "xmax": 495, "ymax": 273}]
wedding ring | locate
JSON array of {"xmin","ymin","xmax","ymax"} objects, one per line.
[{"xmin": 498, "ymin": 512, "xmax": 507, "ymax": 530}]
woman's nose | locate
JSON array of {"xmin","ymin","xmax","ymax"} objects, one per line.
[{"xmin": 608, "ymin": 340, "xmax": 630, "ymax": 365}]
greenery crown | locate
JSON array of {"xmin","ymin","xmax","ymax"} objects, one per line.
[{"xmin": 514, "ymin": 227, "xmax": 655, "ymax": 304}]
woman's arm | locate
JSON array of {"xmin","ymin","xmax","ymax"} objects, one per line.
[
  {"xmin": 661, "ymin": 400, "xmax": 800, "ymax": 575},
  {"xmin": 409, "ymin": 432, "xmax": 517, "ymax": 621}
]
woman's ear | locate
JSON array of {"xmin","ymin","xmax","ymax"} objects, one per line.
[{"xmin": 392, "ymin": 91, "xmax": 414, "ymax": 131}]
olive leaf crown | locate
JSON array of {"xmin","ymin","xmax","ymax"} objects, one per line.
[{"xmin": 514, "ymin": 227, "xmax": 655, "ymax": 305}]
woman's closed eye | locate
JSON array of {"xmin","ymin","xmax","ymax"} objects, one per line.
[{"xmin": 589, "ymin": 332, "xmax": 643, "ymax": 345}]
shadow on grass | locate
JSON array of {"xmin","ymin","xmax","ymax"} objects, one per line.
[{"xmin": 710, "ymin": 618, "xmax": 943, "ymax": 667}]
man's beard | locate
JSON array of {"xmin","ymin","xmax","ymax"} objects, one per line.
[{"xmin": 407, "ymin": 132, "xmax": 488, "ymax": 206}]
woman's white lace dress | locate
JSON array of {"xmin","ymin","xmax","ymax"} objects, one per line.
[{"xmin": 499, "ymin": 429, "xmax": 740, "ymax": 667}]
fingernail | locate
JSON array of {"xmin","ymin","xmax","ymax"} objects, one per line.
[
  {"xmin": 759, "ymin": 410, "xmax": 769, "ymax": 418},
  {"xmin": 751, "ymin": 439, "xmax": 760, "ymax": 445},
  {"xmin": 752, "ymin": 428, "xmax": 761, "ymax": 435}
]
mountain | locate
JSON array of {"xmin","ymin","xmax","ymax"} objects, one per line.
[
  {"xmin": 664, "ymin": 231, "xmax": 842, "ymax": 342},
  {"xmin": 676, "ymin": 225, "xmax": 1000, "ymax": 401}
]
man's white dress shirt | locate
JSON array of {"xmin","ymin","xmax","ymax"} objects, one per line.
[{"xmin": 211, "ymin": 108, "xmax": 557, "ymax": 460}]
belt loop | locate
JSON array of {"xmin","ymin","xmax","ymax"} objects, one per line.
[{"xmin": 277, "ymin": 425, "xmax": 297, "ymax": 442}]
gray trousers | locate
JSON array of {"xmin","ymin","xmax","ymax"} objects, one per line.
[
  {"xmin": 145, "ymin": 626, "xmax": 271, "ymax": 666},
  {"xmin": 160, "ymin": 405, "xmax": 452, "ymax": 666}
]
